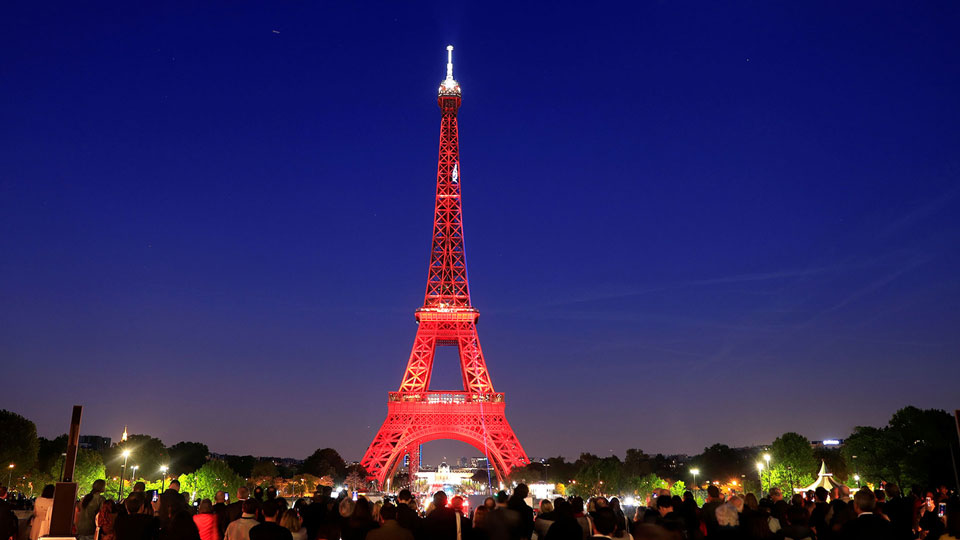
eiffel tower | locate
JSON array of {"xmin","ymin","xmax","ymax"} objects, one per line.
[{"xmin": 360, "ymin": 46, "xmax": 529, "ymax": 489}]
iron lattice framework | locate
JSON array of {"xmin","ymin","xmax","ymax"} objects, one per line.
[{"xmin": 361, "ymin": 47, "xmax": 529, "ymax": 490}]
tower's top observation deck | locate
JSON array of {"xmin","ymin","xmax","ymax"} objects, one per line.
[{"xmin": 438, "ymin": 45, "xmax": 461, "ymax": 97}]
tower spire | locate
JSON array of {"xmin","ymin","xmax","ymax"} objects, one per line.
[
  {"xmin": 439, "ymin": 44, "xmax": 460, "ymax": 95},
  {"xmin": 446, "ymin": 45, "xmax": 454, "ymax": 83}
]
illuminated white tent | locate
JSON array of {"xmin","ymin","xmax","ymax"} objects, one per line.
[{"xmin": 798, "ymin": 460, "xmax": 847, "ymax": 493}]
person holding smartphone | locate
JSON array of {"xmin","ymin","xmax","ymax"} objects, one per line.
[{"xmin": 919, "ymin": 492, "xmax": 946, "ymax": 539}]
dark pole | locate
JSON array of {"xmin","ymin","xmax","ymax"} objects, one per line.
[
  {"xmin": 50, "ymin": 405, "xmax": 82, "ymax": 537},
  {"xmin": 953, "ymin": 410, "xmax": 960, "ymax": 492},
  {"xmin": 119, "ymin": 453, "xmax": 128, "ymax": 500}
]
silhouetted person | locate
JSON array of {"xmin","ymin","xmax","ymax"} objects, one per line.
[
  {"xmin": 343, "ymin": 497, "xmax": 378, "ymax": 540},
  {"xmin": 589, "ymin": 507, "xmax": 617, "ymax": 540},
  {"xmin": 116, "ymin": 494, "xmax": 159, "ymax": 540},
  {"xmin": 508, "ymin": 484, "xmax": 534, "ymax": 540},
  {"xmin": 193, "ymin": 499, "xmax": 220, "ymax": 540},
  {"xmin": 700, "ymin": 484, "xmax": 722, "ymax": 535},
  {"xmin": 227, "ymin": 487, "xmax": 250, "ymax": 524},
  {"xmin": 301, "ymin": 488, "xmax": 328, "ymax": 540},
  {"xmin": 0, "ymin": 486, "xmax": 19, "ymax": 540},
  {"xmin": 77, "ymin": 479, "xmax": 107, "ymax": 540},
  {"xmin": 422, "ymin": 491, "xmax": 462, "ymax": 540},
  {"xmin": 809, "ymin": 487, "xmax": 830, "ymax": 537},
  {"xmin": 160, "ymin": 506, "xmax": 202, "ymax": 540},
  {"xmin": 545, "ymin": 498, "xmax": 583, "ymax": 540},
  {"xmin": 841, "ymin": 488, "xmax": 894, "ymax": 540},
  {"xmin": 249, "ymin": 500, "xmax": 292, "ymax": 540},
  {"xmin": 395, "ymin": 489, "xmax": 420, "ymax": 536},
  {"xmin": 778, "ymin": 504, "xmax": 814, "ymax": 540},
  {"xmin": 225, "ymin": 499, "xmax": 260, "ymax": 540},
  {"xmin": 213, "ymin": 491, "xmax": 230, "ymax": 537}
]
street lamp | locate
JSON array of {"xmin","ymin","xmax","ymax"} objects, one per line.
[
  {"xmin": 119, "ymin": 450, "xmax": 131, "ymax": 499},
  {"xmin": 7, "ymin": 464, "xmax": 13, "ymax": 489},
  {"xmin": 763, "ymin": 454, "xmax": 771, "ymax": 468},
  {"xmin": 756, "ymin": 462, "xmax": 765, "ymax": 499},
  {"xmin": 131, "ymin": 465, "xmax": 139, "ymax": 483},
  {"xmin": 852, "ymin": 455, "xmax": 859, "ymax": 486},
  {"xmin": 690, "ymin": 468, "xmax": 700, "ymax": 489},
  {"xmin": 854, "ymin": 474, "xmax": 860, "ymax": 488},
  {"xmin": 160, "ymin": 465, "xmax": 168, "ymax": 492}
]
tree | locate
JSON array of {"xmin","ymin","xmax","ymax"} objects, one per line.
[
  {"xmin": 346, "ymin": 463, "xmax": 370, "ymax": 482},
  {"xmin": 651, "ymin": 454, "xmax": 676, "ymax": 480},
  {"xmin": 632, "ymin": 473, "xmax": 668, "ymax": 501},
  {"xmin": 508, "ymin": 463, "xmax": 546, "ymax": 484},
  {"xmin": 812, "ymin": 447, "xmax": 848, "ymax": 481},
  {"xmin": 37, "ymin": 435, "xmax": 68, "ymax": 475},
  {"xmin": 53, "ymin": 449, "xmax": 106, "ymax": 497},
  {"xmin": 0, "ymin": 409, "xmax": 39, "ymax": 473},
  {"xmin": 251, "ymin": 460, "xmax": 279, "ymax": 479},
  {"xmin": 623, "ymin": 449, "xmax": 653, "ymax": 479},
  {"xmin": 345, "ymin": 471, "xmax": 365, "ymax": 493},
  {"xmin": 690, "ymin": 444, "xmax": 747, "ymax": 484},
  {"xmin": 670, "ymin": 480, "xmax": 686, "ymax": 497},
  {"xmin": 226, "ymin": 455, "xmax": 257, "ymax": 478},
  {"xmin": 771, "ymin": 432, "xmax": 817, "ymax": 478},
  {"xmin": 544, "ymin": 456, "xmax": 577, "ymax": 483},
  {"xmin": 574, "ymin": 455, "xmax": 622, "ymax": 495},
  {"xmin": 761, "ymin": 464, "xmax": 813, "ymax": 497},
  {"xmin": 167, "ymin": 442, "xmax": 209, "ymax": 476},
  {"xmin": 177, "ymin": 460, "xmax": 245, "ymax": 501},
  {"xmin": 302, "ymin": 448, "xmax": 347, "ymax": 482},
  {"xmin": 845, "ymin": 407, "xmax": 955, "ymax": 488},
  {"xmin": 109, "ymin": 434, "xmax": 168, "ymax": 479},
  {"xmin": 843, "ymin": 426, "xmax": 899, "ymax": 486},
  {"xmin": 888, "ymin": 406, "xmax": 954, "ymax": 488}
]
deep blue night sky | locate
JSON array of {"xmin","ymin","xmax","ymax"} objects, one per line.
[{"xmin": 2, "ymin": 2, "xmax": 959, "ymax": 465}]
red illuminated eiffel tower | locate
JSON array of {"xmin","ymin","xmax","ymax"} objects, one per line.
[{"xmin": 360, "ymin": 46, "xmax": 529, "ymax": 490}]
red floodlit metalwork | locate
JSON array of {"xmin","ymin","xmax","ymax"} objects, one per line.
[{"xmin": 360, "ymin": 47, "xmax": 529, "ymax": 489}]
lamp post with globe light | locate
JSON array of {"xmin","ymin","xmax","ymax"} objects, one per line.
[
  {"xmin": 7, "ymin": 464, "xmax": 13, "ymax": 490},
  {"xmin": 756, "ymin": 462, "xmax": 765, "ymax": 499},
  {"xmin": 119, "ymin": 450, "xmax": 131, "ymax": 499},
  {"xmin": 160, "ymin": 465, "xmax": 168, "ymax": 492},
  {"xmin": 690, "ymin": 468, "xmax": 700, "ymax": 490},
  {"xmin": 763, "ymin": 453, "xmax": 772, "ymax": 497},
  {"xmin": 854, "ymin": 474, "xmax": 861, "ymax": 488}
]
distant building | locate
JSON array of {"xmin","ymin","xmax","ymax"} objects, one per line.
[
  {"xmin": 458, "ymin": 456, "xmax": 489, "ymax": 469},
  {"xmin": 415, "ymin": 463, "xmax": 473, "ymax": 487},
  {"xmin": 79, "ymin": 435, "xmax": 111, "ymax": 452},
  {"xmin": 810, "ymin": 439, "xmax": 844, "ymax": 448}
]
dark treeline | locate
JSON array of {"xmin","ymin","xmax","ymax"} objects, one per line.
[{"xmin": 1, "ymin": 405, "xmax": 956, "ymax": 501}]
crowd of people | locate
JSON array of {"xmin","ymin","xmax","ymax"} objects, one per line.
[
  {"xmin": 0, "ymin": 479, "xmax": 958, "ymax": 540},
  {"xmin": 603, "ymin": 483, "xmax": 960, "ymax": 540}
]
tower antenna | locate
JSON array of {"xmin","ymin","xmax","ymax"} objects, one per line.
[{"xmin": 446, "ymin": 45, "xmax": 454, "ymax": 83}]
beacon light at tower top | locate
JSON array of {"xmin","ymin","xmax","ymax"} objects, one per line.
[{"xmin": 439, "ymin": 44, "xmax": 461, "ymax": 96}]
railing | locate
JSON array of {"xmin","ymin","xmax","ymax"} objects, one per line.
[{"xmin": 389, "ymin": 391, "xmax": 504, "ymax": 404}]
